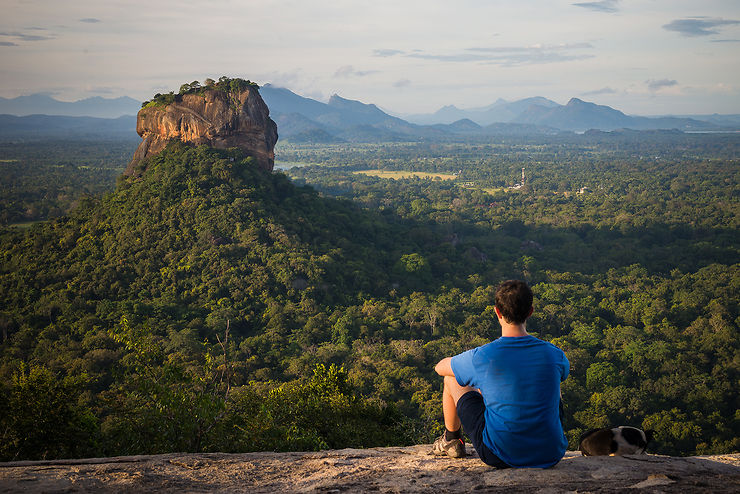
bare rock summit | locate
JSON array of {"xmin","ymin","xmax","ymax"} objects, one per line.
[
  {"xmin": 1, "ymin": 446, "xmax": 738, "ymax": 493},
  {"xmin": 126, "ymin": 80, "xmax": 278, "ymax": 175}
]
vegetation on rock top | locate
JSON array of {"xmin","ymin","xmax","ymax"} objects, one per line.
[{"xmin": 141, "ymin": 77, "xmax": 260, "ymax": 109}]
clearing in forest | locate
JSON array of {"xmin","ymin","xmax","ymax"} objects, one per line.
[{"xmin": 354, "ymin": 170, "xmax": 457, "ymax": 180}]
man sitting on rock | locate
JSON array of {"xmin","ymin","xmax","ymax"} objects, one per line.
[{"xmin": 433, "ymin": 279, "xmax": 569, "ymax": 468}]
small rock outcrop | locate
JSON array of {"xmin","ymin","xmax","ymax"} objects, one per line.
[{"xmin": 126, "ymin": 82, "xmax": 278, "ymax": 175}]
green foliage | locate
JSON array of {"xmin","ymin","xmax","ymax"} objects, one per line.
[
  {"xmin": 0, "ymin": 140, "xmax": 136, "ymax": 224},
  {"xmin": 214, "ymin": 364, "xmax": 408, "ymax": 452},
  {"xmin": 141, "ymin": 77, "xmax": 260, "ymax": 108},
  {"xmin": 143, "ymin": 92, "xmax": 176, "ymax": 108},
  {"xmin": 282, "ymin": 136, "xmax": 740, "ymax": 456},
  {"xmin": 101, "ymin": 314, "xmax": 406, "ymax": 454},
  {"xmin": 0, "ymin": 363, "xmax": 98, "ymax": 460},
  {"xmin": 399, "ymin": 253, "xmax": 428, "ymax": 274},
  {"xmin": 101, "ymin": 316, "xmax": 227, "ymax": 454},
  {"xmin": 0, "ymin": 133, "xmax": 738, "ymax": 459},
  {"xmin": 586, "ymin": 362, "xmax": 620, "ymax": 390}
]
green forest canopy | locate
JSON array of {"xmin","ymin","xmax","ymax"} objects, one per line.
[{"xmin": 0, "ymin": 132, "xmax": 738, "ymax": 460}]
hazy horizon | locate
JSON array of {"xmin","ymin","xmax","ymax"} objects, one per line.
[{"xmin": 2, "ymin": 1, "xmax": 739, "ymax": 115}]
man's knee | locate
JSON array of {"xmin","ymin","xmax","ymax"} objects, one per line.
[{"xmin": 444, "ymin": 375, "xmax": 477, "ymax": 403}]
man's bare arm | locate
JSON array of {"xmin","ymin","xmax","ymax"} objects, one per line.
[{"xmin": 435, "ymin": 357, "xmax": 455, "ymax": 376}]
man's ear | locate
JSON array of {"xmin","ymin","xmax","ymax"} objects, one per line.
[
  {"xmin": 527, "ymin": 306, "xmax": 534, "ymax": 318},
  {"xmin": 494, "ymin": 306, "xmax": 503, "ymax": 319}
]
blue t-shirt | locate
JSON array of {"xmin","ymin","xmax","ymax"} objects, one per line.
[{"xmin": 451, "ymin": 335, "xmax": 569, "ymax": 468}]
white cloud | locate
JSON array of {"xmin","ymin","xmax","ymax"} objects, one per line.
[{"xmin": 373, "ymin": 43, "xmax": 595, "ymax": 67}]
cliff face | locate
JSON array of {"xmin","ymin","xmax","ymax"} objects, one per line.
[{"xmin": 126, "ymin": 87, "xmax": 278, "ymax": 175}]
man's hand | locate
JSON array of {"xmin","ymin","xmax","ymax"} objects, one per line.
[{"xmin": 435, "ymin": 357, "xmax": 455, "ymax": 377}]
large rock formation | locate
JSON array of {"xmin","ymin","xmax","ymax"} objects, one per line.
[
  {"xmin": 1, "ymin": 447, "xmax": 739, "ymax": 493},
  {"xmin": 126, "ymin": 85, "xmax": 278, "ymax": 175}
]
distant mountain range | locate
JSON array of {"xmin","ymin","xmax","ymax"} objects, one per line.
[
  {"xmin": 0, "ymin": 114, "xmax": 138, "ymax": 140},
  {"xmin": 404, "ymin": 97, "xmax": 562, "ymax": 126},
  {"xmin": 260, "ymin": 85, "xmax": 448, "ymax": 142},
  {"xmin": 509, "ymin": 98, "xmax": 721, "ymax": 132},
  {"xmin": 259, "ymin": 85, "xmax": 558, "ymax": 142},
  {"xmin": 2, "ymin": 89, "xmax": 739, "ymax": 143},
  {"xmin": 404, "ymin": 97, "xmax": 740, "ymax": 131},
  {"xmin": 259, "ymin": 86, "xmax": 732, "ymax": 141},
  {"xmin": 0, "ymin": 94, "xmax": 141, "ymax": 118}
]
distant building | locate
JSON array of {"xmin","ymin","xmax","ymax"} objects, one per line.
[{"xmin": 506, "ymin": 167, "xmax": 525, "ymax": 189}]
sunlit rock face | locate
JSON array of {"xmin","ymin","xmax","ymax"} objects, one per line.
[{"xmin": 127, "ymin": 87, "xmax": 278, "ymax": 175}]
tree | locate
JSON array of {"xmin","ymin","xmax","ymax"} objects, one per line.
[{"xmin": 0, "ymin": 364, "xmax": 98, "ymax": 460}]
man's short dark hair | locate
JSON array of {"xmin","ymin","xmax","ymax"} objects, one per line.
[{"xmin": 495, "ymin": 280, "xmax": 533, "ymax": 324}]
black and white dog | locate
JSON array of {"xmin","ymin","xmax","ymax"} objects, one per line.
[{"xmin": 579, "ymin": 426, "xmax": 654, "ymax": 456}]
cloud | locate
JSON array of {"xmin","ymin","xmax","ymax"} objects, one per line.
[
  {"xmin": 260, "ymin": 70, "xmax": 302, "ymax": 88},
  {"xmin": 334, "ymin": 65, "xmax": 378, "ymax": 78},
  {"xmin": 80, "ymin": 18, "xmax": 101, "ymax": 23},
  {"xmin": 663, "ymin": 17, "xmax": 740, "ymax": 37},
  {"xmin": 708, "ymin": 83, "xmax": 737, "ymax": 94},
  {"xmin": 582, "ymin": 87, "xmax": 617, "ymax": 96},
  {"xmin": 711, "ymin": 39, "xmax": 740, "ymax": 43},
  {"xmin": 375, "ymin": 43, "xmax": 594, "ymax": 66},
  {"xmin": 647, "ymin": 79, "xmax": 678, "ymax": 91},
  {"xmin": 572, "ymin": 1, "xmax": 619, "ymax": 13},
  {"xmin": 0, "ymin": 31, "xmax": 54, "ymax": 42},
  {"xmin": 467, "ymin": 42, "xmax": 593, "ymax": 52},
  {"xmin": 393, "ymin": 79, "xmax": 411, "ymax": 88},
  {"xmin": 373, "ymin": 49, "xmax": 404, "ymax": 57},
  {"xmin": 0, "ymin": 41, "xmax": 19, "ymax": 46}
]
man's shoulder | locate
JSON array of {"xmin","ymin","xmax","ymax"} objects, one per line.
[
  {"xmin": 533, "ymin": 337, "xmax": 568, "ymax": 357},
  {"xmin": 527, "ymin": 334, "xmax": 565, "ymax": 349},
  {"xmin": 500, "ymin": 335, "xmax": 568, "ymax": 360},
  {"xmin": 465, "ymin": 336, "xmax": 566, "ymax": 357}
]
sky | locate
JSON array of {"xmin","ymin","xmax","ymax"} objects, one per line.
[{"xmin": 1, "ymin": 0, "xmax": 739, "ymax": 116}]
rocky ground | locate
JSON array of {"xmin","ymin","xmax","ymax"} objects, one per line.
[{"xmin": 1, "ymin": 445, "xmax": 738, "ymax": 493}]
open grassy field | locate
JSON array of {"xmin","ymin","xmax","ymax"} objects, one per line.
[
  {"xmin": 479, "ymin": 187, "xmax": 505, "ymax": 194},
  {"xmin": 6, "ymin": 220, "xmax": 44, "ymax": 228},
  {"xmin": 353, "ymin": 170, "xmax": 457, "ymax": 180}
]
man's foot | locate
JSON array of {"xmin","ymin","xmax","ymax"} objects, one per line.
[{"xmin": 432, "ymin": 434, "xmax": 466, "ymax": 458}]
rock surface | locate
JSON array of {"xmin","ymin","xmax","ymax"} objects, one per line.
[
  {"xmin": 1, "ymin": 446, "xmax": 738, "ymax": 493},
  {"xmin": 126, "ymin": 87, "xmax": 278, "ymax": 175}
]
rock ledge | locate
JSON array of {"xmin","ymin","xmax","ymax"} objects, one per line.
[{"xmin": 0, "ymin": 446, "xmax": 738, "ymax": 493}]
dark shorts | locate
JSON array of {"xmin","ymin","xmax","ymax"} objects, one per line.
[{"xmin": 457, "ymin": 391, "xmax": 510, "ymax": 468}]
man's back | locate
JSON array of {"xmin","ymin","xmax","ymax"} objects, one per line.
[{"xmin": 451, "ymin": 335, "xmax": 569, "ymax": 468}]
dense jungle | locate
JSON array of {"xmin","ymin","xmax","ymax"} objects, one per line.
[{"xmin": 0, "ymin": 130, "xmax": 737, "ymax": 461}]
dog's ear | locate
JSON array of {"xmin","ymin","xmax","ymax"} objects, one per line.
[{"xmin": 644, "ymin": 430, "xmax": 655, "ymax": 443}]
